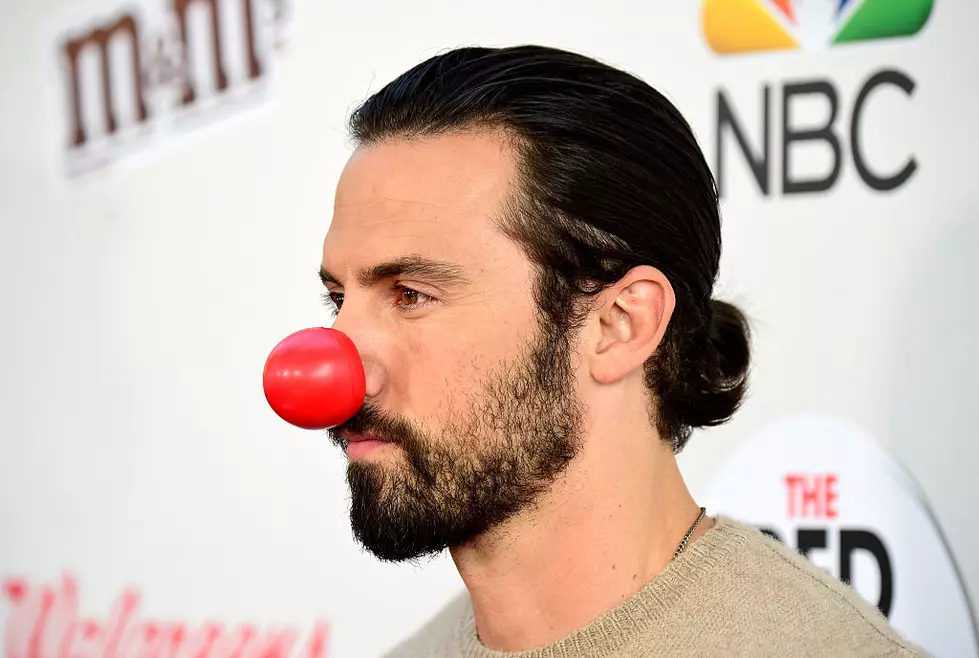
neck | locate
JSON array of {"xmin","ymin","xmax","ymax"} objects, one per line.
[{"xmin": 449, "ymin": 415, "xmax": 711, "ymax": 652}]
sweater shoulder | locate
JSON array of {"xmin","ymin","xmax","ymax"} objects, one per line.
[{"xmin": 679, "ymin": 517, "xmax": 926, "ymax": 657}]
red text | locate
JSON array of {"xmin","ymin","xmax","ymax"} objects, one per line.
[
  {"xmin": 784, "ymin": 473, "xmax": 839, "ymax": 519},
  {"xmin": 2, "ymin": 575, "xmax": 329, "ymax": 658}
]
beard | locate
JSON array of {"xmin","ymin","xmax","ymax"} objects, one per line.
[{"xmin": 327, "ymin": 322, "xmax": 585, "ymax": 562}]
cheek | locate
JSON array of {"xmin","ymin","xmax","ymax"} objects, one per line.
[{"xmin": 387, "ymin": 315, "xmax": 534, "ymax": 419}]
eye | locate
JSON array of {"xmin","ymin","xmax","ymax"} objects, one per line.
[
  {"xmin": 321, "ymin": 291, "xmax": 344, "ymax": 316},
  {"xmin": 395, "ymin": 285, "xmax": 433, "ymax": 309}
]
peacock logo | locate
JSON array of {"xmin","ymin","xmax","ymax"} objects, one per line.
[{"xmin": 702, "ymin": 0, "xmax": 934, "ymax": 55}]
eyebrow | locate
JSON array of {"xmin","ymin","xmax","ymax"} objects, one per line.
[{"xmin": 318, "ymin": 255, "xmax": 470, "ymax": 289}]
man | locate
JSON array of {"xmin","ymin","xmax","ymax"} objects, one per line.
[{"xmin": 318, "ymin": 46, "xmax": 923, "ymax": 657}]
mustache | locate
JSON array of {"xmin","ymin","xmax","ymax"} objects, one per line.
[{"xmin": 328, "ymin": 402, "xmax": 418, "ymax": 448}]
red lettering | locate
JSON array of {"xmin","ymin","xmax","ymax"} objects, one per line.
[
  {"xmin": 185, "ymin": 623, "xmax": 223, "ymax": 658},
  {"xmin": 57, "ymin": 576, "xmax": 80, "ymax": 658},
  {"xmin": 304, "ymin": 624, "xmax": 328, "ymax": 658},
  {"xmin": 785, "ymin": 473, "xmax": 841, "ymax": 519},
  {"xmin": 800, "ymin": 476, "xmax": 821, "ymax": 517},
  {"xmin": 825, "ymin": 474, "xmax": 839, "ymax": 519},
  {"xmin": 137, "ymin": 621, "xmax": 166, "ymax": 658},
  {"xmin": 1, "ymin": 576, "xmax": 329, "ymax": 658},
  {"xmin": 249, "ymin": 629, "xmax": 296, "ymax": 658},
  {"xmin": 166, "ymin": 624, "xmax": 188, "ymax": 658},
  {"xmin": 29, "ymin": 588, "xmax": 56, "ymax": 658},
  {"xmin": 4, "ymin": 579, "xmax": 33, "ymax": 658},
  {"xmin": 5, "ymin": 579, "xmax": 28, "ymax": 601},
  {"xmin": 215, "ymin": 624, "xmax": 256, "ymax": 658},
  {"xmin": 784, "ymin": 474, "xmax": 803, "ymax": 517},
  {"xmin": 64, "ymin": 621, "xmax": 102, "ymax": 658},
  {"xmin": 140, "ymin": 623, "xmax": 187, "ymax": 658},
  {"xmin": 104, "ymin": 590, "xmax": 139, "ymax": 658}
]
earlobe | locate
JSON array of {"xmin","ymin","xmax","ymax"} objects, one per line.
[{"xmin": 589, "ymin": 267, "xmax": 675, "ymax": 385}]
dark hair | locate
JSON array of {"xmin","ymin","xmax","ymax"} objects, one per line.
[{"xmin": 348, "ymin": 45, "xmax": 750, "ymax": 451}]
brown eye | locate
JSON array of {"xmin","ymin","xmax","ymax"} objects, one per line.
[
  {"xmin": 401, "ymin": 288, "xmax": 419, "ymax": 306},
  {"xmin": 321, "ymin": 291, "xmax": 344, "ymax": 311},
  {"xmin": 395, "ymin": 285, "xmax": 432, "ymax": 309}
]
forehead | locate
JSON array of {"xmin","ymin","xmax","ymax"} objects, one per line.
[{"xmin": 325, "ymin": 132, "xmax": 519, "ymax": 264}]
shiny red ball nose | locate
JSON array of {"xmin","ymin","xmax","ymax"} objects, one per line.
[{"xmin": 263, "ymin": 328, "xmax": 366, "ymax": 430}]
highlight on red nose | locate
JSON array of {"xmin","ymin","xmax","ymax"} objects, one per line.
[{"xmin": 262, "ymin": 327, "xmax": 366, "ymax": 430}]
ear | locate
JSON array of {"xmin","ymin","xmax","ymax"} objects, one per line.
[{"xmin": 588, "ymin": 265, "xmax": 675, "ymax": 385}]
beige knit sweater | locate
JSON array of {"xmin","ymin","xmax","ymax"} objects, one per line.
[{"xmin": 382, "ymin": 516, "xmax": 926, "ymax": 657}]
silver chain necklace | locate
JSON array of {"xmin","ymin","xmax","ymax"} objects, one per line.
[{"xmin": 672, "ymin": 507, "xmax": 707, "ymax": 561}]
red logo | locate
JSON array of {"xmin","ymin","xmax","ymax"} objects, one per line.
[{"xmin": 3, "ymin": 575, "xmax": 330, "ymax": 658}]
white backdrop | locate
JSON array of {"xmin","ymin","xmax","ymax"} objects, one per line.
[{"xmin": 1, "ymin": 0, "xmax": 977, "ymax": 656}]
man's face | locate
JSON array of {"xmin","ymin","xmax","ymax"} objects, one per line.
[{"xmin": 320, "ymin": 132, "xmax": 585, "ymax": 561}]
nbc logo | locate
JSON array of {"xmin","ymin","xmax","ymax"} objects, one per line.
[
  {"xmin": 703, "ymin": 0, "xmax": 934, "ymax": 55},
  {"xmin": 707, "ymin": 0, "xmax": 933, "ymax": 196}
]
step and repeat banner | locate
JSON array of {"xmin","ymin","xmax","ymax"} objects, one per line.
[{"xmin": 1, "ymin": 0, "xmax": 976, "ymax": 656}]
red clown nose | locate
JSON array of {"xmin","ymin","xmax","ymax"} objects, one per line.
[{"xmin": 263, "ymin": 328, "xmax": 366, "ymax": 430}]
